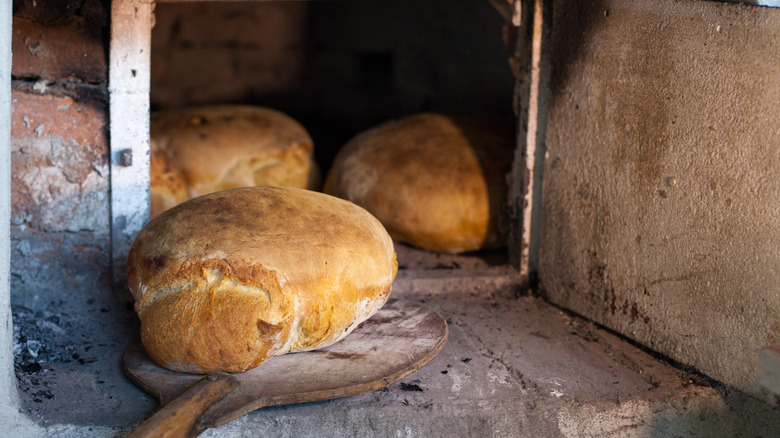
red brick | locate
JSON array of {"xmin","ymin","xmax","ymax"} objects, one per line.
[
  {"xmin": 11, "ymin": 91, "xmax": 109, "ymax": 233},
  {"xmin": 151, "ymin": 2, "xmax": 306, "ymax": 107},
  {"xmin": 11, "ymin": 91, "xmax": 107, "ymax": 156},
  {"xmin": 12, "ymin": 17, "xmax": 106, "ymax": 83}
]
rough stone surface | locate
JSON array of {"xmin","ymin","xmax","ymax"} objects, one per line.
[
  {"xmin": 12, "ymin": 0, "xmax": 107, "ymax": 28},
  {"xmin": 10, "ymin": 92, "xmax": 109, "ymax": 231},
  {"xmin": 12, "ymin": 17, "xmax": 106, "ymax": 83},
  {"xmin": 10, "ymin": 91, "xmax": 110, "ymax": 307},
  {"xmin": 11, "ymin": 293, "xmax": 148, "ymax": 428},
  {"xmin": 151, "ymin": 2, "xmax": 308, "ymax": 109},
  {"xmin": 539, "ymin": 0, "xmax": 780, "ymax": 398},
  {"xmin": 7, "ymin": 267, "xmax": 780, "ymax": 437}
]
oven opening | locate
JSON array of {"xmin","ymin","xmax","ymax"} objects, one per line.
[{"xmin": 147, "ymin": 0, "xmax": 518, "ymax": 274}]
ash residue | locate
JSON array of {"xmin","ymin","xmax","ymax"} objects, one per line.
[
  {"xmin": 8, "ymin": 294, "xmax": 150, "ymax": 427},
  {"xmin": 12, "ymin": 301, "xmax": 100, "ymax": 402}
]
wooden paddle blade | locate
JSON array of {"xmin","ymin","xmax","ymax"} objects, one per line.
[
  {"xmin": 124, "ymin": 299, "xmax": 448, "ymax": 435},
  {"xmin": 128, "ymin": 373, "xmax": 240, "ymax": 438}
]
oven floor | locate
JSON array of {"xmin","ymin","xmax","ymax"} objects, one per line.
[{"xmin": 6, "ymin": 247, "xmax": 780, "ymax": 437}]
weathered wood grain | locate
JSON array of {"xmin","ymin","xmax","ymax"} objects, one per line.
[{"xmin": 124, "ymin": 299, "xmax": 447, "ymax": 436}]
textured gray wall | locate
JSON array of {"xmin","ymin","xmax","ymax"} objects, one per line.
[{"xmin": 539, "ymin": 0, "xmax": 780, "ymax": 397}]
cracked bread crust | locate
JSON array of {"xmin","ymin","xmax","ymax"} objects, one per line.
[{"xmin": 127, "ymin": 186, "xmax": 397, "ymax": 374}]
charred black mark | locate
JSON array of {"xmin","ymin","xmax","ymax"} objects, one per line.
[
  {"xmin": 602, "ymin": 287, "xmax": 618, "ymax": 316},
  {"xmin": 399, "ymin": 382, "xmax": 423, "ymax": 392},
  {"xmin": 630, "ymin": 303, "xmax": 639, "ymax": 322},
  {"xmin": 151, "ymin": 256, "xmax": 168, "ymax": 271},
  {"xmin": 19, "ymin": 362, "xmax": 41, "ymax": 373}
]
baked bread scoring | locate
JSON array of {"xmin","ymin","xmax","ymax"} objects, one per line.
[
  {"xmin": 127, "ymin": 186, "xmax": 397, "ymax": 374},
  {"xmin": 324, "ymin": 113, "xmax": 513, "ymax": 253}
]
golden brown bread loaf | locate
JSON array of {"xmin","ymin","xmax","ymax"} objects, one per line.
[
  {"xmin": 324, "ymin": 113, "xmax": 513, "ymax": 254},
  {"xmin": 150, "ymin": 105, "xmax": 317, "ymax": 203},
  {"xmin": 149, "ymin": 143, "xmax": 188, "ymax": 219},
  {"xmin": 127, "ymin": 186, "xmax": 397, "ymax": 374}
]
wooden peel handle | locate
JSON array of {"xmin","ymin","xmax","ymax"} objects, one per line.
[{"xmin": 129, "ymin": 373, "xmax": 240, "ymax": 438}]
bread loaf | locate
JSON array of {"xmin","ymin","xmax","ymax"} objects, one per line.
[
  {"xmin": 149, "ymin": 142, "xmax": 188, "ymax": 219},
  {"xmin": 127, "ymin": 186, "xmax": 397, "ymax": 374},
  {"xmin": 324, "ymin": 113, "xmax": 513, "ymax": 254},
  {"xmin": 150, "ymin": 105, "xmax": 317, "ymax": 202}
]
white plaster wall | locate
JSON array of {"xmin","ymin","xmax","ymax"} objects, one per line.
[
  {"xmin": 109, "ymin": 0, "xmax": 152, "ymax": 292},
  {"xmin": 0, "ymin": 4, "xmax": 49, "ymax": 435},
  {"xmin": 0, "ymin": 0, "xmax": 20, "ymax": 418}
]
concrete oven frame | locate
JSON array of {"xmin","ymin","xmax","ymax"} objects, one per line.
[
  {"xmin": 1, "ymin": 0, "xmax": 17, "ymax": 422},
  {"xmin": 108, "ymin": 0, "xmax": 154, "ymax": 292}
]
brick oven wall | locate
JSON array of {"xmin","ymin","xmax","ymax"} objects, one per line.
[{"xmin": 10, "ymin": 0, "xmax": 111, "ymax": 308}]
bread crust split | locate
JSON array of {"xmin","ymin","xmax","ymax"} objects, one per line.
[
  {"xmin": 324, "ymin": 113, "xmax": 513, "ymax": 254},
  {"xmin": 127, "ymin": 186, "xmax": 397, "ymax": 374}
]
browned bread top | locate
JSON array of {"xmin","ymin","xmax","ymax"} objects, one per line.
[
  {"xmin": 324, "ymin": 113, "xmax": 513, "ymax": 253},
  {"xmin": 151, "ymin": 105, "xmax": 315, "ymax": 199},
  {"xmin": 127, "ymin": 186, "xmax": 397, "ymax": 374}
]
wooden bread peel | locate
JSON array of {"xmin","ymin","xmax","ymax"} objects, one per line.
[{"xmin": 123, "ymin": 299, "xmax": 448, "ymax": 438}]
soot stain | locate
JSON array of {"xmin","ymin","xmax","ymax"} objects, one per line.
[
  {"xmin": 399, "ymin": 382, "xmax": 423, "ymax": 392},
  {"xmin": 149, "ymin": 256, "xmax": 168, "ymax": 271}
]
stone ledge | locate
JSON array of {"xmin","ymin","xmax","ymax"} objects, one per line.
[
  {"xmin": 5, "ymin": 273, "xmax": 780, "ymax": 437},
  {"xmin": 12, "ymin": 17, "xmax": 106, "ymax": 83}
]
